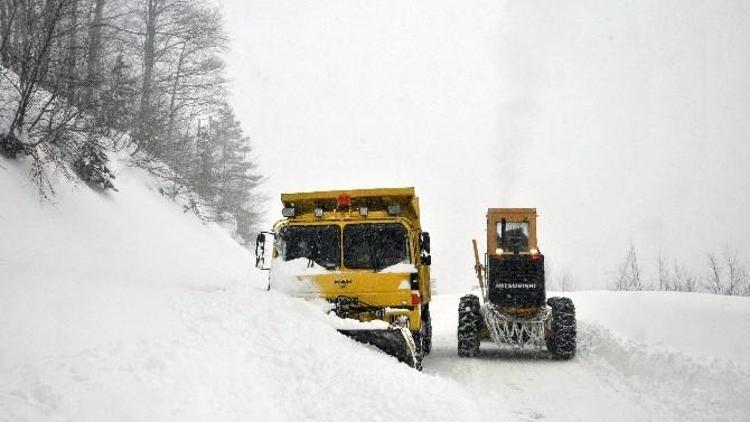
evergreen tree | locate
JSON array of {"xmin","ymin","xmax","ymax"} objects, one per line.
[{"xmin": 73, "ymin": 137, "xmax": 116, "ymax": 191}]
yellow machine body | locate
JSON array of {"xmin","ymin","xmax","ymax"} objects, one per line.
[{"xmin": 460, "ymin": 207, "xmax": 577, "ymax": 359}]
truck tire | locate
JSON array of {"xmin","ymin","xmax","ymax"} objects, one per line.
[
  {"xmin": 546, "ymin": 297, "xmax": 576, "ymax": 359},
  {"xmin": 416, "ymin": 340, "xmax": 424, "ymax": 371},
  {"xmin": 411, "ymin": 331, "xmax": 424, "ymax": 371},
  {"xmin": 422, "ymin": 306, "xmax": 433, "ymax": 355},
  {"xmin": 457, "ymin": 294, "xmax": 481, "ymax": 357}
]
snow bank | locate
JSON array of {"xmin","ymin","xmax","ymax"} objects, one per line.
[
  {"xmin": 0, "ymin": 156, "xmax": 252, "ymax": 366},
  {"xmin": 576, "ymin": 321, "xmax": 749, "ymax": 422},
  {"xmin": 268, "ymin": 257, "xmax": 329, "ymax": 296},
  {"xmin": 429, "ymin": 292, "xmax": 750, "ymax": 421},
  {"xmin": 326, "ymin": 314, "xmax": 391, "ymax": 330},
  {"xmin": 562, "ymin": 290, "xmax": 750, "ymax": 365},
  {"xmin": 0, "ymin": 156, "xmax": 480, "ymax": 421},
  {"xmin": 564, "ymin": 291, "xmax": 750, "ymax": 421}
]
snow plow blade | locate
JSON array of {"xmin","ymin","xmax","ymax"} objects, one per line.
[{"xmin": 339, "ymin": 327, "xmax": 419, "ymax": 369}]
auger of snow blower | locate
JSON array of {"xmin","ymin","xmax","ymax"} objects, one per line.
[
  {"xmin": 458, "ymin": 208, "xmax": 576, "ymax": 359},
  {"xmin": 255, "ymin": 188, "xmax": 432, "ymax": 370}
]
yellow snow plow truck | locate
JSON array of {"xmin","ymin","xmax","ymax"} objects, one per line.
[{"xmin": 255, "ymin": 187, "xmax": 432, "ymax": 370}]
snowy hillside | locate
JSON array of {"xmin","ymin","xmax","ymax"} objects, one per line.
[{"xmin": 1, "ymin": 158, "xmax": 749, "ymax": 422}]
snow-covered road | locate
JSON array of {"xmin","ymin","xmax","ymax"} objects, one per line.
[{"xmin": 424, "ymin": 293, "xmax": 750, "ymax": 422}]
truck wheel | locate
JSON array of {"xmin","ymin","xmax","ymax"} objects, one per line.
[
  {"xmin": 457, "ymin": 294, "xmax": 481, "ymax": 357},
  {"xmin": 411, "ymin": 331, "xmax": 424, "ymax": 371},
  {"xmin": 415, "ymin": 336, "xmax": 424, "ymax": 371},
  {"xmin": 422, "ymin": 306, "xmax": 433, "ymax": 355},
  {"xmin": 546, "ymin": 297, "xmax": 576, "ymax": 359}
]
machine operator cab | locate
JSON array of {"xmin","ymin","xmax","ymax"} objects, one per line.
[
  {"xmin": 487, "ymin": 208, "xmax": 539, "ymax": 257},
  {"xmin": 484, "ymin": 208, "xmax": 545, "ymax": 310}
]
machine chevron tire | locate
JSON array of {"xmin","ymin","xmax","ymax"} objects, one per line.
[
  {"xmin": 546, "ymin": 297, "xmax": 577, "ymax": 359},
  {"xmin": 457, "ymin": 294, "xmax": 481, "ymax": 357}
]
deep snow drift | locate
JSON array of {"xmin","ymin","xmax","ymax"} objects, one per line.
[{"xmin": 0, "ymin": 157, "xmax": 482, "ymax": 421}]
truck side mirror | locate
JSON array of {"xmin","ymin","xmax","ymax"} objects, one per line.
[
  {"xmin": 255, "ymin": 232, "xmax": 274, "ymax": 270},
  {"xmin": 420, "ymin": 232, "xmax": 432, "ymax": 266}
]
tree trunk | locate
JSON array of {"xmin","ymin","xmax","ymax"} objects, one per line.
[
  {"xmin": 65, "ymin": 0, "xmax": 79, "ymax": 99},
  {"xmin": 166, "ymin": 41, "xmax": 187, "ymax": 140},
  {"xmin": 138, "ymin": 0, "xmax": 158, "ymax": 152},
  {"xmin": 84, "ymin": 0, "xmax": 105, "ymax": 106},
  {"xmin": 0, "ymin": 0, "xmax": 18, "ymax": 67}
]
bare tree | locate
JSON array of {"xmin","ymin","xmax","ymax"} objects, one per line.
[
  {"xmin": 1, "ymin": 0, "xmax": 264, "ymax": 229},
  {"xmin": 706, "ymin": 252, "xmax": 724, "ymax": 294},
  {"xmin": 657, "ymin": 248, "xmax": 670, "ymax": 291},
  {"xmin": 84, "ymin": 0, "xmax": 107, "ymax": 105},
  {"xmin": 0, "ymin": 0, "xmax": 20, "ymax": 66},
  {"xmin": 614, "ymin": 243, "xmax": 642, "ymax": 291},
  {"xmin": 559, "ymin": 271, "xmax": 573, "ymax": 292},
  {"xmin": 724, "ymin": 247, "xmax": 749, "ymax": 296},
  {"xmin": 164, "ymin": 3, "xmax": 225, "ymax": 141},
  {"xmin": 1, "ymin": 0, "xmax": 73, "ymax": 156},
  {"xmin": 673, "ymin": 262, "xmax": 698, "ymax": 292},
  {"xmin": 63, "ymin": 0, "xmax": 80, "ymax": 97}
]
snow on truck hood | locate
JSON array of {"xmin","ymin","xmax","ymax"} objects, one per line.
[
  {"xmin": 379, "ymin": 262, "xmax": 418, "ymax": 273},
  {"xmin": 269, "ymin": 258, "xmax": 417, "ymax": 294},
  {"xmin": 268, "ymin": 257, "xmax": 327, "ymax": 296}
]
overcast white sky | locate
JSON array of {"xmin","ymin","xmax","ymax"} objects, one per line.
[{"xmin": 220, "ymin": 0, "xmax": 750, "ymax": 292}]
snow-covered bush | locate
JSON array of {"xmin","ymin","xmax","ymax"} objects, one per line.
[{"xmin": 72, "ymin": 138, "xmax": 116, "ymax": 191}]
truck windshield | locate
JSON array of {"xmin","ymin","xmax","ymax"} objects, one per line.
[
  {"xmin": 499, "ymin": 221, "xmax": 529, "ymax": 252},
  {"xmin": 344, "ymin": 223, "xmax": 409, "ymax": 270},
  {"xmin": 277, "ymin": 225, "xmax": 340, "ymax": 270}
]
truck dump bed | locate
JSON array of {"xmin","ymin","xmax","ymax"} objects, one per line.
[{"xmin": 281, "ymin": 187, "xmax": 421, "ymax": 224}]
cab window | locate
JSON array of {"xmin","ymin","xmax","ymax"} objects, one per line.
[
  {"xmin": 277, "ymin": 225, "xmax": 340, "ymax": 269},
  {"xmin": 344, "ymin": 223, "xmax": 409, "ymax": 270},
  {"xmin": 498, "ymin": 221, "xmax": 529, "ymax": 252}
]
